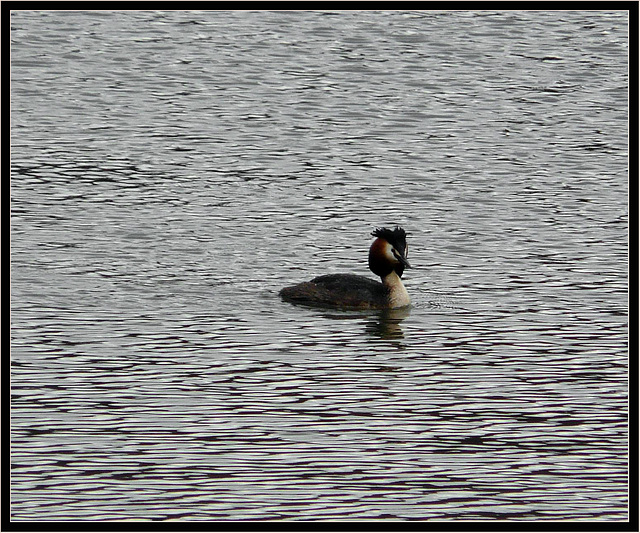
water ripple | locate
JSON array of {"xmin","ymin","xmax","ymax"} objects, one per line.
[{"xmin": 11, "ymin": 9, "xmax": 629, "ymax": 523}]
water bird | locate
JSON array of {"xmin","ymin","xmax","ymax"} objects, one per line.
[{"xmin": 280, "ymin": 227, "xmax": 411, "ymax": 309}]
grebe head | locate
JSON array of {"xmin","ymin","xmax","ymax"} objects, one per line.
[{"xmin": 368, "ymin": 226, "xmax": 411, "ymax": 279}]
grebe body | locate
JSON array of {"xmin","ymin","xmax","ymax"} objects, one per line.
[{"xmin": 279, "ymin": 227, "xmax": 411, "ymax": 310}]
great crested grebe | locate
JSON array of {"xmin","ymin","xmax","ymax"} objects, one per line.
[{"xmin": 279, "ymin": 227, "xmax": 412, "ymax": 309}]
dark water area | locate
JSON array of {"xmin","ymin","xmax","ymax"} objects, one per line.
[{"xmin": 11, "ymin": 10, "xmax": 629, "ymax": 522}]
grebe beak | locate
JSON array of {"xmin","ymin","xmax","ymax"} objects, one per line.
[{"xmin": 393, "ymin": 250, "xmax": 412, "ymax": 269}]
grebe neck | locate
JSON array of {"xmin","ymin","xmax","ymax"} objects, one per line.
[{"xmin": 381, "ymin": 271, "xmax": 410, "ymax": 308}]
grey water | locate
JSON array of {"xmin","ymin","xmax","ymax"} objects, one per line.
[{"xmin": 10, "ymin": 10, "xmax": 629, "ymax": 522}]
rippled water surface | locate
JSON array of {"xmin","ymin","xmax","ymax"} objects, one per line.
[{"xmin": 10, "ymin": 10, "xmax": 630, "ymax": 522}]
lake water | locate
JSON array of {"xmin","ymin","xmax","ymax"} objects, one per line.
[{"xmin": 10, "ymin": 10, "xmax": 630, "ymax": 523}]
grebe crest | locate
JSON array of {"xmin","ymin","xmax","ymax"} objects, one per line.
[{"xmin": 280, "ymin": 226, "xmax": 412, "ymax": 310}]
